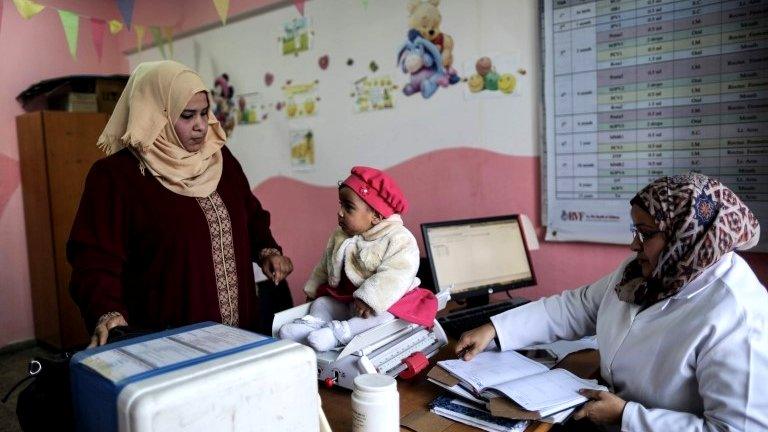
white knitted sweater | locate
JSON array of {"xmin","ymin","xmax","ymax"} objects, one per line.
[{"xmin": 303, "ymin": 214, "xmax": 421, "ymax": 314}]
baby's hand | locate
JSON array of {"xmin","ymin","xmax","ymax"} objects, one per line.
[{"xmin": 354, "ymin": 299, "xmax": 374, "ymax": 318}]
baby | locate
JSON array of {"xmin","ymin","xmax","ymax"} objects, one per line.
[{"xmin": 279, "ymin": 166, "xmax": 436, "ymax": 351}]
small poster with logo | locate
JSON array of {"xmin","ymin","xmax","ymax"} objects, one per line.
[
  {"xmin": 352, "ymin": 75, "xmax": 398, "ymax": 113},
  {"xmin": 282, "ymin": 81, "xmax": 319, "ymax": 120},
  {"xmin": 280, "ymin": 17, "xmax": 313, "ymax": 56},
  {"xmin": 289, "ymin": 128, "xmax": 315, "ymax": 171}
]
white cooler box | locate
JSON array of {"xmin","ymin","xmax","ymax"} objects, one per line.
[{"xmin": 70, "ymin": 322, "xmax": 319, "ymax": 432}]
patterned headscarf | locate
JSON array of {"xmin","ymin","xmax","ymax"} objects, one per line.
[{"xmin": 615, "ymin": 173, "xmax": 760, "ymax": 306}]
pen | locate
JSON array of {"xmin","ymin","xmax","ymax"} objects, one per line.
[{"xmin": 457, "ymin": 346, "xmax": 470, "ymax": 359}]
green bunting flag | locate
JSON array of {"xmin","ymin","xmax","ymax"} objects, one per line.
[
  {"xmin": 163, "ymin": 26, "xmax": 175, "ymax": 58},
  {"xmin": 150, "ymin": 26, "xmax": 167, "ymax": 59},
  {"xmin": 58, "ymin": 9, "xmax": 80, "ymax": 60},
  {"xmin": 134, "ymin": 24, "xmax": 145, "ymax": 51}
]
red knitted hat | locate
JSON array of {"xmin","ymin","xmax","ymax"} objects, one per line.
[{"xmin": 342, "ymin": 166, "xmax": 408, "ymax": 218}]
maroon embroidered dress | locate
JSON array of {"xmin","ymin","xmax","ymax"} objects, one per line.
[{"xmin": 68, "ymin": 146, "xmax": 281, "ymax": 332}]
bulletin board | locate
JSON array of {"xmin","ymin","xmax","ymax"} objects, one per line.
[{"xmin": 542, "ymin": 0, "xmax": 768, "ymax": 251}]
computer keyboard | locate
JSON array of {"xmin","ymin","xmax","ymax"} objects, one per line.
[{"xmin": 437, "ymin": 298, "xmax": 530, "ymax": 340}]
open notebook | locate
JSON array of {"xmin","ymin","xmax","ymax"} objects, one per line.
[{"xmin": 433, "ymin": 350, "xmax": 606, "ymax": 419}]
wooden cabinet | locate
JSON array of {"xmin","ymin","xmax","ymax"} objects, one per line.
[{"xmin": 17, "ymin": 111, "xmax": 109, "ymax": 349}]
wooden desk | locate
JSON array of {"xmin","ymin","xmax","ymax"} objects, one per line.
[{"xmin": 319, "ymin": 343, "xmax": 600, "ymax": 432}]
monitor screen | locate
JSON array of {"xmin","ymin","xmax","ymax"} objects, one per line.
[{"xmin": 421, "ymin": 215, "xmax": 536, "ymax": 300}]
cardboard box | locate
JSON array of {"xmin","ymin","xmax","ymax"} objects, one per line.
[
  {"xmin": 17, "ymin": 75, "xmax": 128, "ymax": 114},
  {"xmin": 65, "ymin": 93, "xmax": 98, "ymax": 112},
  {"xmin": 95, "ymin": 79, "xmax": 127, "ymax": 113}
]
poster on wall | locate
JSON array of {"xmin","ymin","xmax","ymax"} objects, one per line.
[
  {"xmin": 283, "ymin": 81, "xmax": 320, "ymax": 119},
  {"xmin": 290, "ymin": 128, "xmax": 315, "ymax": 171},
  {"xmin": 462, "ymin": 53, "xmax": 525, "ymax": 99},
  {"xmin": 236, "ymin": 92, "xmax": 266, "ymax": 125},
  {"xmin": 280, "ymin": 17, "xmax": 313, "ymax": 56},
  {"xmin": 352, "ymin": 75, "xmax": 397, "ymax": 113},
  {"xmin": 542, "ymin": 0, "xmax": 768, "ymax": 250}
]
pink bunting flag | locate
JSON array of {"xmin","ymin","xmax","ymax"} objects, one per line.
[
  {"xmin": 90, "ymin": 18, "xmax": 107, "ymax": 62},
  {"xmin": 294, "ymin": 0, "xmax": 305, "ymax": 16}
]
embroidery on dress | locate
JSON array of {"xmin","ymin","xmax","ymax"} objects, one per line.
[{"xmin": 197, "ymin": 192, "xmax": 240, "ymax": 326}]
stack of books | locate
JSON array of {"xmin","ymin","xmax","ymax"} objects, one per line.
[
  {"xmin": 427, "ymin": 349, "xmax": 606, "ymax": 430},
  {"xmin": 430, "ymin": 395, "xmax": 529, "ymax": 432}
]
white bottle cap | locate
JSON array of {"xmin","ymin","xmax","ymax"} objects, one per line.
[{"xmin": 353, "ymin": 374, "xmax": 396, "ymax": 393}]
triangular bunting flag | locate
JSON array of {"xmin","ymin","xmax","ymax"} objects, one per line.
[
  {"xmin": 294, "ymin": 0, "xmax": 305, "ymax": 16},
  {"xmin": 116, "ymin": 0, "xmax": 134, "ymax": 29},
  {"xmin": 108, "ymin": 20, "xmax": 123, "ymax": 35},
  {"xmin": 163, "ymin": 26, "xmax": 175, "ymax": 58},
  {"xmin": 213, "ymin": 0, "xmax": 229, "ymax": 25},
  {"xmin": 58, "ymin": 10, "xmax": 80, "ymax": 60},
  {"xmin": 90, "ymin": 18, "xmax": 107, "ymax": 61},
  {"xmin": 12, "ymin": 0, "xmax": 45, "ymax": 20},
  {"xmin": 134, "ymin": 24, "xmax": 145, "ymax": 51},
  {"xmin": 150, "ymin": 27, "xmax": 167, "ymax": 59}
]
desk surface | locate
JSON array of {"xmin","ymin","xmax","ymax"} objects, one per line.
[{"xmin": 319, "ymin": 343, "xmax": 600, "ymax": 432}]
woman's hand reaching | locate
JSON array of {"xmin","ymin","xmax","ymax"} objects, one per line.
[
  {"xmin": 261, "ymin": 254, "xmax": 293, "ymax": 285},
  {"xmin": 89, "ymin": 312, "xmax": 128, "ymax": 348},
  {"xmin": 454, "ymin": 323, "xmax": 496, "ymax": 361}
]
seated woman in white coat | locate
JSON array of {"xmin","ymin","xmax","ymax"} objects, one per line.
[{"xmin": 456, "ymin": 173, "xmax": 766, "ymax": 431}]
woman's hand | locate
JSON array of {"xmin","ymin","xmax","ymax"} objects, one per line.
[
  {"xmin": 573, "ymin": 389, "xmax": 627, "ymax": 425},
  {"xmin": 261, "ymin": 254, "xmax": 293, "ymax": 285},
  {"xmin": 455, "ymin": 323, "xmax": 496, "ymax": 361},
  {"xmin": 354, "ymin": 299, "xmax": 374, "ymax": 318},
  {"xmin": 89, "ymin": 312, "xmax": 128, "ymax": 348}
]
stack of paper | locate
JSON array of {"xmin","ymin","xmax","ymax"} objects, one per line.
[
  {"xmin": 430, "ymin": 395, "xmax": 529, "ymax": 432},
  {"xmin": 428, "ymin": 349, "xmax": 605, "ymax": 423}
]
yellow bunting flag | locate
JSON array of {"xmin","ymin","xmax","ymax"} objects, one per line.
[
  {"xmin": 58, "ymin": 10, "xmax": 80, "ymax": 60},
  {"xmin": 163, "ymin": 26, "xmax": 175, "ymax": 59},
  {"xmin": 12, "ymin": 0, "xmax": 45, "ymax": 20},
  {"xmin": 108, "ymin": 20, "xmax": 123, "ymax": 35},
  {"xmin": 213, "ymin": 0, "xmax": 229, "ymax": 25},
  {"xmin": 134, "ymin": 24, "xmax": 145, "ymax": 51},
  {"xmin": 150, "ymin": 27, "xmax": 167, "ymax": 59}
]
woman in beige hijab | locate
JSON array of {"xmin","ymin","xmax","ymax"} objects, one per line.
[{"xmin": 68, "ymin": 61, "xmax": 293, "ymax": 347}]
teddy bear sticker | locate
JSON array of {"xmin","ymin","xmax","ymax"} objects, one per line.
[
  {"xmin": 406, "ymin": 0, "xmax": 460, "ymax": 85},
  {"xmin": 398, "ymin": 0, "xmax": 460, "ymax": 99}
]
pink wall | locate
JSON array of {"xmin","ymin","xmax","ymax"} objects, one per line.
[
  {"xmin": 256, "ymin": 149, "xmax": 767, "ymax": 304},
  {"xmin": 0, "ymin": 0, "xmax": 130, "ymax": 348},
  {"xmin": 0, "ymin": 0, "xmax": 283, "ymax": 347}
]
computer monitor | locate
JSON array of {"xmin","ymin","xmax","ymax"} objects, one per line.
[{"xmin": 421, "ymin": 215, "xmax": 536, "ymax": 307}]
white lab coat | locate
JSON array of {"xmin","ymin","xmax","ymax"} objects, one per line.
[{"xmin": 491, "ymin": 252, "xmax": 768, "ymax": 431}]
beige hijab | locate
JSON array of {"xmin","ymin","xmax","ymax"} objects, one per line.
[{"xmin": 97, "ymin": 61, "xmax": 226, "ymax": 198}]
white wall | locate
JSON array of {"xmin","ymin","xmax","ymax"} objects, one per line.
[{"xmin": 128, "ymin": 0, "xmax": 542, "ymax": 187}]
